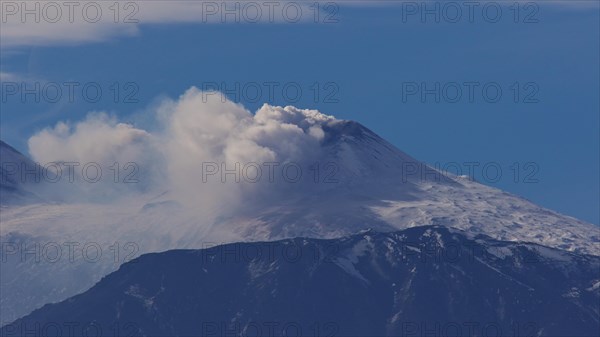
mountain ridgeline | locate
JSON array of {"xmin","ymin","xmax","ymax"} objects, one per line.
[{"xmin": 2, "ymin": 226, "xmax": 599, "ymax": 337}]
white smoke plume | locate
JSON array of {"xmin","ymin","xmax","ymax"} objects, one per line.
[{"xmin": 27, "ymin": 87, "xmax": 335, "ymax": 213}]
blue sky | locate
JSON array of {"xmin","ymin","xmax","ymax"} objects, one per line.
[{"xmin": 1, "ymin": 1, "xmax": 598, "ymax": 224}]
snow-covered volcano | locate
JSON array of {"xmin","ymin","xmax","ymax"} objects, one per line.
[
  {"xmin": 211, "ymin": 118, "xmax": 598, "ymax": 254},
  {"xmin": 1, "ymin": 92, "xmax": 598, "ymax": 324},
  {"xmin": 2, "ymin": 116, "xmax": 596, "ymax": 255}
]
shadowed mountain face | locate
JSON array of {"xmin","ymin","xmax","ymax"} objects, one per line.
[
  {"xmin": 3, "ymin": 226, "xmax": 598, "ymax": 337},
  {"xmin": 0, "ymin": 141, "xmax": 43, "ymax": 204}
]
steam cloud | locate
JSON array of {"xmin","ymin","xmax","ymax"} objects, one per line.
[{"xmin": 27, "ymin": 87, "xmax": 336, "ymax": 214}]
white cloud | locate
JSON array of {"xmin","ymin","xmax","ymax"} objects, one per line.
[
  {"xmin": 0, "ymin": 71, "xmax": 19, "ymax": 81},
  {"xmin": 0, "ymin": 0, "xmax": 320, "ymax": 48},
  {"xmin": 1, "ymin": 0, "xmax": 595, "ymax": 48},
  {"xmin": 0, "ymin": 71, "xmax": 40, "ymax": 83}
]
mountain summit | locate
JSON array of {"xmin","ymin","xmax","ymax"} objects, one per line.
[{"xmin": 199, "ymin": 118, "xmax": 598, "ymax": 256}]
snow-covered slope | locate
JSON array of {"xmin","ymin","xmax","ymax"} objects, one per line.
[
  {"xmin": 211, "ymin": 121, "xmax": 599, "ymax": 254},
  {"xmin": 0, "ymin": 105, "xmax": 598, "ymax": 324}
]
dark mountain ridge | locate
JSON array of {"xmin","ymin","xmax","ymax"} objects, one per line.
[{"xmin": 3, "ymin": 225, "xmax": 598, "ymax": 337}]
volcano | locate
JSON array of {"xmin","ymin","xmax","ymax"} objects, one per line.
[{"xmin": 1, "ymin": 103, "xmax": 598, "ymax": 325}]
